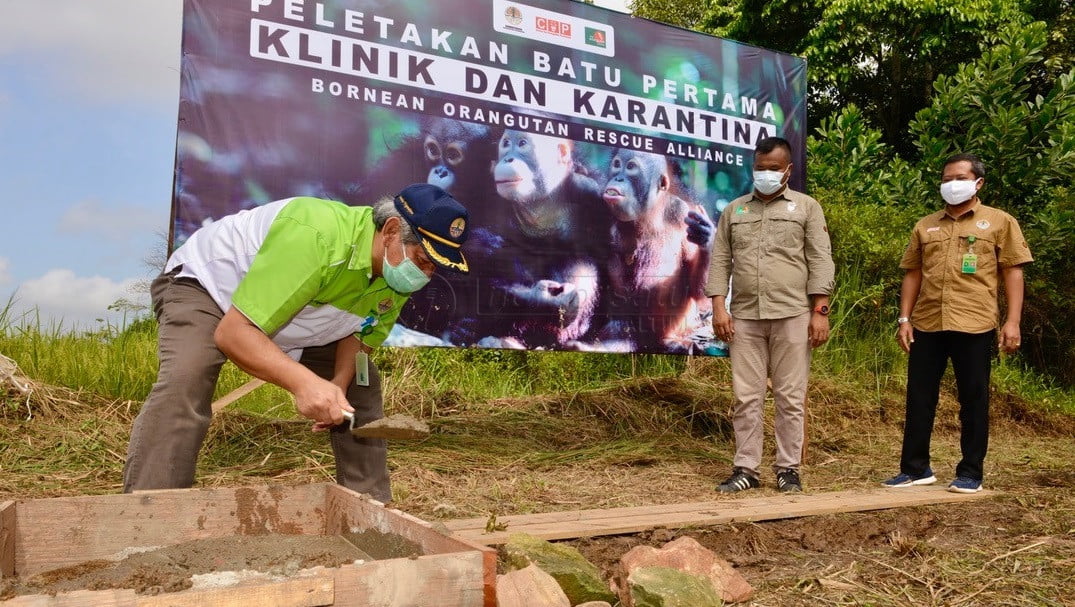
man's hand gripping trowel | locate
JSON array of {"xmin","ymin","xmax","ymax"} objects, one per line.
[
  {"xmin": 344, "ymin": 350, "xmax": 429, "ymax": 439},
  {"xmin": 210, "ymin": 374, "xmax": 430, "ymax": 439}
]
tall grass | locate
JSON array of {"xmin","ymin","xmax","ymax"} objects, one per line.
[
  {"xmin": 813, "ymin": 262, "xmax": 908, "ymax": 408},
  {"xmin": 0, "ymin": 301, "xmax": 158, "ymax": 401},
  {"xmin": 0, "ymin": 300, "xmax": 686, "ymax": 416},
  {"xmin": 2, "ymin": 297, "xmax": 1073, "ymax": 417}
]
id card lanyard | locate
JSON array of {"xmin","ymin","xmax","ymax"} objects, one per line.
[{"xmin": 962, "ymin": 235, "xmax": 978, "ymax": 274}]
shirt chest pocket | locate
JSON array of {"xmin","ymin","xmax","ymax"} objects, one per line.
[
  {"xmin": 730, "ymin": 214, "xmax": 762, "ymax": 252},
  {"xmin": 767, "ymin": 210, "xmax": 805, "ymax": 245},
  {"xmin": 920, "ymin": 230, "xmax": 952, "ymax": 273}
]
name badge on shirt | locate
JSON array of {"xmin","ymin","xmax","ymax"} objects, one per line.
[
  {"xmin": 355, "ymin": 351, "xmax": 370, "ymax": 387},
  {"xmin": 962, "ymin": 253, "xmax": 978, "ymax": 274}
]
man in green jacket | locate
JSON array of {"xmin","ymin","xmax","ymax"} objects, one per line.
[{"xmin": 124, "ymin": 184, "xmax": 471, "ymax": 503}]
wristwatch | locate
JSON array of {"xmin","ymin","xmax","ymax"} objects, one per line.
[
  {"xmin": 813, "ymin": 305, "xmax": 830, "ymax": 316},
  {"xmin": 897, "ymin": 317, "xmax": 910, "ymax": 324}
]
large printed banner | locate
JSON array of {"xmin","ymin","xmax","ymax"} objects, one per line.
[{"xmin": 174, "ymin": 0, "xmax": 807, "ymax": 355}]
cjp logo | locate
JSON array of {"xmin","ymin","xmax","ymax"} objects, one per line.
[{"xmin": 536, "ymin": 17, "xmax": 572, "ymax": 38}]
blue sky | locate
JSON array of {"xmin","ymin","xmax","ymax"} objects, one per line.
[{"xmin": 0, "ymin": 0, "xmax": 627, "ymax": 330}]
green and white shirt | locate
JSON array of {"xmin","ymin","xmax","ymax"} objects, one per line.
[{"xmin": 166, "ymin": 198, "xmax": 408, "ymax": 356}]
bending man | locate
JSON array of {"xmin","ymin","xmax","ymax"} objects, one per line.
[{"xmin": 123, "ymin": 184, "xmax": 471, "ymax": 502}]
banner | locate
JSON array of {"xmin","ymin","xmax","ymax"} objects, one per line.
[{"xmin": 174, "ymin": 0, "xmax": 808, "ymax": 355}]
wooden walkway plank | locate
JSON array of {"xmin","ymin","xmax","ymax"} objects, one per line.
[
  {"xmin": 447, "ymin": 487, "xmax": 994, "ymax": 545},
  {"xmin": 447, "ymin": 490, "xmax": 879, "ymax": 530}
]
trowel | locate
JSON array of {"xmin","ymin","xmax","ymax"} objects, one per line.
[{"xmin": 341, "ymin": 411, "xmax": 430, "ymax": 439}]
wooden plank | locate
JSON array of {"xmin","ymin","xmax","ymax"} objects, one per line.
[
  {"xmin": 447, "ymin": 487, "xmax": 996, "ymax": 545},
  {"xmin": 210, "ymin": 378, "xmax": 266, "ymax": 413},
  {"xmin": 331, "ymin": 553, "xmax": 486, "ymax": 607},
  {"xmin": 139, "ymin": 573, "xmax": 334, "ymax": 607},
  {"xmin": 14, "ymin": 484, "xmax": 329, "ymax": 577},
  {"xmin": 446, "ymin": 491, "xmax": 867, "ymax": 532},
  {"xmin": 1, "ymin": 501, "xmax": 14, "ymax": 578},
  {"xmin": 326, "ymin": 485, "xmax": 470, "ymax": 554},
  {"xmin": 324, "ymin": 485, "xmax": 497, "ymax": 607},
  {"xmin": 444, "ymin": 486, "xmax": 988, "ymax": 531},
  {"xmin": 1, "ymin": 573, "xmax": 333, "ymax": 607},
  {"xmin": 6, "ymin": 484, "xmax": 492, "ymax": 606},
  {"xmin": 1, "ymin": 589, "xmax": 136, "ymax": 607}
]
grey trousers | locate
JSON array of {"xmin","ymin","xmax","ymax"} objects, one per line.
[
  {"xmin": 728, "ymin": 312, "xmax": 811, "ymax": 478},
  {"xmin": 122, "ymin": 269, "xmax": 391, "ymax": 502}
]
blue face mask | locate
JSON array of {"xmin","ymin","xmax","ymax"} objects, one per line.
[{"xmin": 383, "ymin": 236, "xmax": 431, "ymax": 294}]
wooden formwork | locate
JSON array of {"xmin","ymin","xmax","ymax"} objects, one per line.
[{"xmin": 0, "ymin": 484, "xmax": 495, "ymax": 607}]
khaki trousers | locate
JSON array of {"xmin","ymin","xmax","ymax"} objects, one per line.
[
  {"xmin": 728, "ymin": 312, "xmax": 811, "ymax": 478},
  {"xmin": 123, "ymin": 269, "xmax": 391, "ymax": 502}
]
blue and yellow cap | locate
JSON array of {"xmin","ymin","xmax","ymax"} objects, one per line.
[{"xmin": 394, "ymin": 183, "xmax": 470, "ymax": 273}]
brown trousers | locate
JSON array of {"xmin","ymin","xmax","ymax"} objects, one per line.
[
  {"xmin": 122, "ymin": 270, "xmax": 390, "ymax": 501},
  {"xmin": 728, "ymin": 312, "xmax": 811, "ymax": 478}
]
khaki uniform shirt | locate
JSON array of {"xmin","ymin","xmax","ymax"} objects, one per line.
[
  {"xmin": 706, "ymin": 188, "xmax": 835, "ymax": 320},
  {"xmin": 900, "ymin": 202, "xmax": 1033, "ymax": 333}
]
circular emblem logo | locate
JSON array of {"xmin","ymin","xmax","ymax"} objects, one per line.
[
  {"xmin": 504, "ymin": 6, "xmax": 523, "ymax": 25},
  {"xmin": 450, "ymin": 217, "xmax": 466, "ymax": 238},
  {"xmin": 976, "ymin": 220, "xmax": 990, "ymax": 230}
]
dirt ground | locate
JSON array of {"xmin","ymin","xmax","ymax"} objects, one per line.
[
  {"xmin": 570, "ymin": 490, "xmax": 1075, "ymax": 606},
  {"xmin": 394, "ymin": 382, "xmax": 1075, "ymax": 606},
  {"xmin": 3, "ymin": 369, "xmax": 1074, "ymax": 605},
  {"xmin": 0, "ymin": 531, "xmax": 426, "ymax": 599}
]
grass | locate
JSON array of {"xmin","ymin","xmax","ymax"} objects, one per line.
[
  {"xmin": 3, "ymin": 306, "xmax": 1073, "ymax": 503},
  {"xmin": 5, "ymin": 308, "xmax": 1072, "ymax": 419},
  {"xmin": 3, "ymin": 310, "xmax": 1075, "ymax": 605}
]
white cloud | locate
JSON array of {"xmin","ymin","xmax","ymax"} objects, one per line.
[
  {"xmin": 0, "ymin": 257, "xmax": 11, "ymax": 287},
  {"xmin": 0, "ymin": 1, "xmax": 182, "ymax": 104},
  {"xmin": 59, "ymin": 198, "xmax": 164, "ymax": 240},
  {"xmin": 13, "ymin": 269, "xmax": 148, "ymax": 329}
]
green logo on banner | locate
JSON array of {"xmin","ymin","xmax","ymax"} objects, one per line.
[{"xmin": 585, "ymin": 27, "xmax": 607, "ymax": 48}]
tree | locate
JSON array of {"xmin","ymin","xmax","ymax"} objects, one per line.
[
  {"xmin": 1027, "ymin": 0, "xmax": 1074, "ymax": 96},
  {"xmin": 704, "ymin": 0, "xmax": 823, "ymax": 57},
  {"xmin": 804, "ymin": 0, "xmax": 1030, "ymax": 156},
  {"xmin": 910, "ymin": 22, "xmax": 1075, "ymax": 215},
  {"xmin": 911, "ymin": 22, "xmax": 1075, "ymax": 381},
  {"xmin": 811, "ymin": 21, "xmax": 1075, "ymax": 383},
  {"xmin": 698, "ymin": 0, "xmax": 1071, "ymax": 160},
  {"xmin": 627, "ymin": 0, "xmax": 710, "ymax": 30}
]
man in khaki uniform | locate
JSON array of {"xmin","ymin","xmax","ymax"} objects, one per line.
[
  {"xmin": 883, "ymin": 153, "xmax": 1032, "ymax": 494},
  {"xmin": 706, "ymin": 136, "xmax": 835, "ymax": 493}
]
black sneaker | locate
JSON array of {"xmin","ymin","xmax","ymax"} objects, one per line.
[
  {"xmin": 717, "ymin": 469, "xmax": 760, "ymax": 493},
  {"xmin": 776, "ymin": 469, "xmax": 802, "ymax": 493}
]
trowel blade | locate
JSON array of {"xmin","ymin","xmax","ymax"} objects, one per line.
[{"xmin": 347, "ymin": 413, "xmax": 430, "ymax": 440}]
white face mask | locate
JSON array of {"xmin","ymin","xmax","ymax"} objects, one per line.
[
  {"xmin": 753, "ymin": 168, "xmax": 787, "ymax": 196},
  {"xmin": 940, "ymin": 178, "xmax": 981, "ymax": 205}
]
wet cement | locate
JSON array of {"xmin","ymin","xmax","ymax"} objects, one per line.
[{"xmin": 1, "ymin": 531, "xmax": 420, "ymax": 598}]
